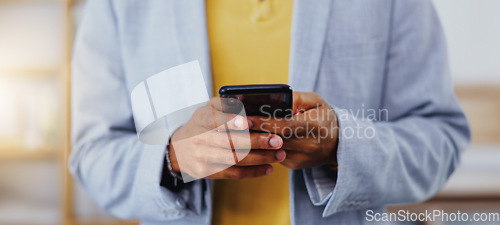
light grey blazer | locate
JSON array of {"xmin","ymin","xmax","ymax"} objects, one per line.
[{"xmin": 70, "ymin": 0, "xmax": 471, "ymax": 224}]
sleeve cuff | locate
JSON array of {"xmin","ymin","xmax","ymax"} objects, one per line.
[
  {"xmin": 302, "ymin": 166, "xmax": 337, "ymax": 206},
  {"xmin": 320, "ymin": 106, "xmax": 375, "ymax": 217},
  {"xmin": 134, "ymin": 144, "xmax": 206, "ymax": 220}
]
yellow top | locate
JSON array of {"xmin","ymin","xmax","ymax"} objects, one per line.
[{"xmin": 207, "ymin": 0, "xmax": 293, "ymax": 224}]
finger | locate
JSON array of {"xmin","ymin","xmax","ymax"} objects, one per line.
[
  {"xmin": 198, "ymin": 145, "xmax": 283, "ymax": 166},
  {"xmin": 207, "ymin": 131, "xmax": 283, "ymax": 150},
  {"xmin": 208, "ymin": 164, "xmax": 274, "ymax": 179},
  {"xmin": 293, "ymin": 92, "xmax": 325, "ymax": 114},
  {"xmin": 210, "ymin": 97, "xmax": 246, "ymax": 115},
  {"xmin": 235, "ymin": 149, "xmax": 286, "ymax": 166},
  {"xmin": 198, "ymin": 105, "xmax": 249, "ymax": 130},
  {"xmin": 247, "ymin": 115, "xmax": 307, "ymax": 136},
  {"xmin": 281, "ymin": 137, "xmax": 318, "ymax": 151}
]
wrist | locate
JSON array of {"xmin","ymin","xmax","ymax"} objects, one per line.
[
  {"xmin": 167, "ymin": 144, "xmax": 180, "ymax": 173},
  {"xmin": 165, "ymin": 142, "xmax": 183, "ymax": 185}
]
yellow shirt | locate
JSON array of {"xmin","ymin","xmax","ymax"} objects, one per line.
[{"xmin": 207, "ymin": 0, "xmax": 293, "ymax": 224}]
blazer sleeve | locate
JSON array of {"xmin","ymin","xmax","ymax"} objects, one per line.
[
  {"xmin": 303, "ymin": 0, "xmax": 471, "ymax": 217},
  {"xmin": 69, "ymin": 0, "xmax": 210, "ymax": 222}
]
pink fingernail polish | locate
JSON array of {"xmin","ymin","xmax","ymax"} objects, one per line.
[{"xmin": 269, "ymin": 136, "xmax": 282, "ymax": 148}]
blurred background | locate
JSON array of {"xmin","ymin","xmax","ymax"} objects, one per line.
[{"xmin": 0, "ymin": 0, "xmax": 498, "ymax": 224}]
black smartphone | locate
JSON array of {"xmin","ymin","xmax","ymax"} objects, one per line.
[{"xmin": 219, "ymin": 84, "xmax": 293, "ymax": 117}]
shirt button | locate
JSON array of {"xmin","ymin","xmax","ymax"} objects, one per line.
[{"xmin": 176, "ymin": 198, "xmax": 186, "ymax": 209}]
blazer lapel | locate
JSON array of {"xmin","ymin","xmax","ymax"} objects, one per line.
[
  {"xmin": 171, "ymin": 0, "xmax": 213, "ymax": 96},
  {"xmin": 289, "ymin": 0, "xmax": 332, "ymax": 92}
]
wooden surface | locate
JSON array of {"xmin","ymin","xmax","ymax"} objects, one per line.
[
  {"xmin": 62, "ymin": 0, "xmax": 74, "ymax": 223},
  {"xmin": 455, "ymin": 85, "xmax": 500, "ymax": 144},
  {"xmin": 0, "ymin": 147, "xmax": 55, "ymax": 159}
]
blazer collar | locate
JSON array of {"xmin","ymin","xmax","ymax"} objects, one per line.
[{"xmin": 288, "ymin": 0, "xmax": 332, "ymax": 92}]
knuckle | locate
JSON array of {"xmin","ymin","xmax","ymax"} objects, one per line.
[
  {"xmin": 255, "ymin": 135, "xmax": 268, "ymax": 148},
  {"xmin": 226, "ymin": 168, "xmax": 243, "ymax": 179},
  {"xmin": 234, "ymin": 169, "xmax": 244, "ymax": 179},
  {"xmin": 192, "ymin": 135, "xmax": 204, "ymax": 146},
  {"xmin": 195, "ymin": 108, "xmax": 211, "ymax": 127},
  {"xmin": 284, "ymin": 160, "xmax": 301, "ymax": 170},
  {"xmin": 192, "ymin": 164, "xmax": 205, "ymax": 178},
  {"xmin": 193, "ymin": 148, "xmax": 206, "ymax": 161}
]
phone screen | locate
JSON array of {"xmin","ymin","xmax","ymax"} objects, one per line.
[
  {"xmin": 222, "ymin": 93, "xmax": 291, "ymax": 117},
  {"xmin": 219, "ymin": 84, "xmax": 293, "ymax": 118}
]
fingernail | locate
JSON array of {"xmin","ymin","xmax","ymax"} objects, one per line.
[
  {"xmin": 234, "ymin": 116, "xmax": 244, "ymax": 129},
  {"xmin": 269, "ymin": 136, "xmax": 282, "ymax": 148},
  {"xmin": 266, "ymin": 167, "xmax": 273, "ymax": 174},
  {"xmin": 275, "ymin": 150, "xmax": 286, "ymax": 161},
  {"xmin": 247, "ymin": 119, "xmax": 253, "ymax": 129}
]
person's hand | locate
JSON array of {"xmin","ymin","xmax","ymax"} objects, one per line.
[
  {"xmin": 248, "ymin": 92, "xmax": 338, "ymax": 170},
  {"xmin": 168, "ymin": 97, "xmax": 286, "ymax": 180}
]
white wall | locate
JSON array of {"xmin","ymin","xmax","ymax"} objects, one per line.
[
  {"xmin": 433, "ymin": 0, "xmax": 500, "ymax": 84},
  {"xmin": 0, "ymin": 2, "xmax": 63, "ymax": 71}
]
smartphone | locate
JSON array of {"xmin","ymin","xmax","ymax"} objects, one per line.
[{"xmin": 219, "ymin": 84, "xmax": 293, "ymax": 117}]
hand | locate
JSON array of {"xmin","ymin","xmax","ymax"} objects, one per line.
[
  {"xmin": 248, "ymin": 92, "xmax": 338, "ymax": 170},
  {"xmin": 168, "ymin": 97, "xmax": 286, "ymax": 180}
]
